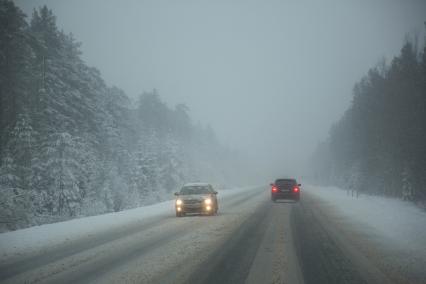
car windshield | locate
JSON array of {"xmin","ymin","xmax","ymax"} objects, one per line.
[{"xmin": 180, "ymin": 186, "xmax": 211, "ymax": 195}]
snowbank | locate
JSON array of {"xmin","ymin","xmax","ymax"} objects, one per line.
[{"xmin": 305, "ymin": 185, "xmax": 426, "ymax": 251}]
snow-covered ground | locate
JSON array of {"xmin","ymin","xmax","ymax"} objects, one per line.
[
  {"xmin": 0, "ymin": 186, "xmax": 254, "ymax": 263},
  {"xmin": 305, "ymin": 185, "xmax": 426, "ymax": 254}
]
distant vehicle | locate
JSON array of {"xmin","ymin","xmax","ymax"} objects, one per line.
[
  {"xmin": 174, "ymin": 183, "xmax": 219, "ymax": 217},
  {"xmin": 270, "ymin": 178, "xmax": 301, "ymax": 202}
]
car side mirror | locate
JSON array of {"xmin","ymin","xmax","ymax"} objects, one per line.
[
  {"xmin": 214, "ymin": 191, "xmax": 218, "ymax": 195},
  {"xmin": 174, "ymin": 192, "xmax": 179, "ymax": 196},
  {"xmin": 298, "ymin": 184, "xmax": 301, "ymax": 187},
  {"xmin": 270, "ymin": 183, "xmax": 274, "ymax": 186}
]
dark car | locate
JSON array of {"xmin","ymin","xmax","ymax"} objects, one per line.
[
  {"xmin": 270, "ymin": 178, "xmax": 301, "ymax": 202},
  {"xmin": 174, "ymin": 183, "xmax": 219, "ymax": 217}
]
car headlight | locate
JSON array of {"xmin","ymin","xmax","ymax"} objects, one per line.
[
  {"xmin": 204, "ymin": 198, "xmax": 212, "ymax": 205},
  {"xmin": 176, "ymin": 199, "xmax": 183, "ymax": 206}
]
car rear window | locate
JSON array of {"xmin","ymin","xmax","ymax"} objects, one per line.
[
  {"xmin": 180, "ymin": 186, "xmax": 211, "ymax": 195},
  {"xmin": 275, "ymin": 179, "xmax": 296, "ymax": 186}
]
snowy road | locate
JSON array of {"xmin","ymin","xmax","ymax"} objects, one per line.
[{"xmin": 1, "ymin": 185, "xmax": 426, "ymax": 284}]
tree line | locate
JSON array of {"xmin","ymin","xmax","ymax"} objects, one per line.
[
  {"xmin": 0, "ymin": 1, "xmax": 248, "ymax": 231},
  {"xmin": 310, "ymin": 34, "xmax": 426, "ymax": 201}
]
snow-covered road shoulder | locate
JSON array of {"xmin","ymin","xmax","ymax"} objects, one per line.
[
  {"xmin": 304, "ymin": 185, "xmax": 426, "ymax": 252},
  {"xmin": 305, "ymin": 185, "xmax": 426, "ymax": 283}
]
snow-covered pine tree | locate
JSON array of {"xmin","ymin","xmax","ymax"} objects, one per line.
[
  {"xmin": 39, "ymin": 132, "xmax": 92, "ymax": 217},
  {"xmin": 0, "ymin": 0, "xmax": 35, "ymax": 151},
  {"xmin": 0, "ymin": 154, "xmax": 29, "ymax": 231},
  {"xmin": 0, "ymin": 114, "xmax": 37, "ymax": 230},
  {"xmin": 158, "ymin": 132, "xmax": 185, "ymax": 194},
  {"xmin": 131, "ymin": 130, "xmax": 162, "ymax": 204}
]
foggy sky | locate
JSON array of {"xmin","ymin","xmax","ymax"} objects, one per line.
[{"xmin": 16, "ymin": 0, "xmax": 426, "ymax": 178}]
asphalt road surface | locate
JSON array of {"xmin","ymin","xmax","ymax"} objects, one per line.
[{"xmin": 0, "ymin": 186, "xmax": 416, "ymax": 284}]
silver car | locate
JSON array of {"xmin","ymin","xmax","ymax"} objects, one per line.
[{"xmin": 174, "ymin": 183, "xmax": 219, "ymax": 217}]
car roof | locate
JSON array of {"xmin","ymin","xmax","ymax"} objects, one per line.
[
  {"xmin": 275, "ymin": 178, "xmax": 297, "ymax": 182},
  {"xmin": 183, "ymin": 182, "xmax": 211, "ymax": 187}
]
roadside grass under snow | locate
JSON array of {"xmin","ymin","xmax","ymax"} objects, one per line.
[{"xmin": 305, "ymin": 185, "xmax": 426, "ymax": 252}]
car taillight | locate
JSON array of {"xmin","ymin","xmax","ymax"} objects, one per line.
[
  {"xmin": 272, "ymin": 186, "xmax": 278, "ymax": 192},
  {"xmin": 293, "ymin": 187, "xmax": 299, "ymax": 193}
]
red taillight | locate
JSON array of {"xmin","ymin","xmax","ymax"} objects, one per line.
[
  {"xmin": 272, "ymin": 186, "xmax": 278, "ymax": 192},
  {"xmin": 293, "ymin": 187, "xmax": 299, "ymax": 193}
]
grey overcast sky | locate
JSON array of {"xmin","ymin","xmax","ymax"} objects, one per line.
[{"xmin": 15, "ymin": 0, "xmax": 426, "ymax": 176}]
